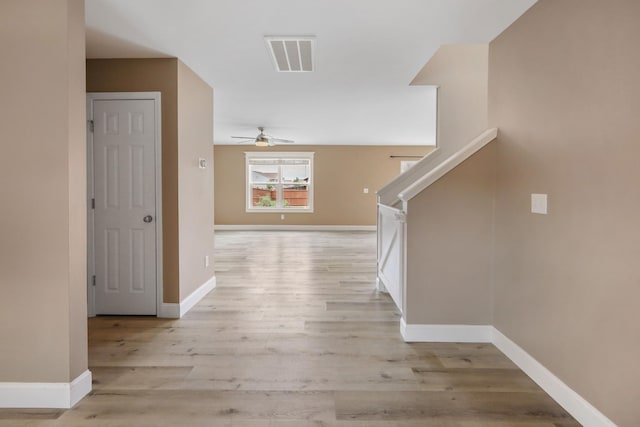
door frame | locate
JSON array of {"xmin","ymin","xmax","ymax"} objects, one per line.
[{"xmin": 86, "ymin": 92, "xmax": 163, "ymax": 317}]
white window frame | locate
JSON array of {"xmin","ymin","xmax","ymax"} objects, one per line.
[
  {"xmin": 245, "ymin": 151, "xmax": 314, "ymax": 213},
  {"xmin": 400, "ymin": 160, "xmax": 418, "ymax": 174}
]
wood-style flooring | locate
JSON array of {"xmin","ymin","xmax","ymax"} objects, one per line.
[{"xmin": 0, "ymin": 231, "xmax": 579, "ymax": 426}]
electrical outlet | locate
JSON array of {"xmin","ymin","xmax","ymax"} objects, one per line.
[
  {"xmin": 363, "ymin": 188, "xmax": 369, "ymax": 194},
  {"xmin": 281, "ymin": 214, "xmax": 285, "ymax": 220},
  {"xmin": 205, "ymin": 255, "xmax": 209, "ymax": 267}
]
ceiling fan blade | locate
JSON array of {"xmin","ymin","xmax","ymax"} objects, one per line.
[{"xmin": 231, "ymin": 129, "xmax": 294, "ymax": 145}]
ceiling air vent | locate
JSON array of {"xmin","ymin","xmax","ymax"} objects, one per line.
[{"xmin": 265, "ymin": 36, "xmax": 315, "ymax": 72}]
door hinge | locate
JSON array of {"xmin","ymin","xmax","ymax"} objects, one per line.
[
  {"xmin": 88, "ymin": 120, "xmax": 94, "ymax": 133},
  {"xmin": 91, "ymin": 198, "xmax": 95, "ymax": 209},
  {"xmin": 92, "ymin": 275, "xmax": 96, "ymax": 287}
]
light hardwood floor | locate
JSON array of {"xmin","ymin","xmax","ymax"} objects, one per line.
[{"xmin": 0, "ymin": 231, "xmax": 579, "ymax": 426}]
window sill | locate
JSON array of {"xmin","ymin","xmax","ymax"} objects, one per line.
[{"xmin": 246, "ymin": 208, "xmax": 314, "ymax": 214}]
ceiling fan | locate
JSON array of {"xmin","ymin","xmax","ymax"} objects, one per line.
[{"xmin": 231, "ymin": 127, "xmax": 295, "ymax": 147}]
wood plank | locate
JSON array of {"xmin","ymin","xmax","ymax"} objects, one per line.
[
  {"xmin": 410, "ymin": 368, "xmax": 541, "ymax": 392},
  {"xmin": 335, "ymin": 390, "xmax": 576, "ymax": 422},
  {"xmin": 0, "ymin": 231, "xmax": 577, "ymax": 426}
]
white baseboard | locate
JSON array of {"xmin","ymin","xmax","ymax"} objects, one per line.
[
  {"xmin": 214, "ymin": 224, "xmax": 376, "ymax": 231},
  {"xmin": 492, "ymin": 328, "xmax": 616, "ymax": 427},
  {"xmin": 399, "ymin": 321, "xmax": 616, "ymax": 426},
  {"xmin": 0, "ymin": 369, "xmax": 92, "ymax": 409},
  {"xmin": 400, "ymin": 318, "xmax": 493, "ymax": 342},
  {"xmin": 179, "ymin": 275, "xmax": 216, "ymax": 317},
  {"xmin": 158, "ymin": 302, "xmax": 180, "ymax": 318},
  {"xmin": 158, "ymin": 275, "xmax": 216, "ymax": 319},
  {"xmin": 69, "ymin": 370, "xmax": 92, "ymax": 407}
]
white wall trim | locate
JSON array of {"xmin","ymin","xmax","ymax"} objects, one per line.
[
  {"xmin": 158, "ymin": 275, "xmax": 216, "ymax": 318},
  {"xmin": 179, "ymin": 275, "xmax": 216, "ymax": 317},
  {"xmin": 398, "ymin": 128, "xmax": 497, "ymax": 202},
  {"xmin": 377, "ymin": 147, "xmax": 441, "ymax": 206},
  {"xmin": 0, "ymin": 370, "xmax": 92, "ymax": 409},
  {"xmin": 491, "ymin": 328, "xmax": 616, "ymax": 427},
  {"xmin": 86, "ymin": 92, "xmax": 163, "ymax": 317},
  {"xmin": 69, "ymin": 370, "xmax": 92, "ymax": 408},
  {"xmin": 158, "ymin": 303, "xmax": 181, "ymax": 319},
  {"xmin": 214, "ymin": 224, "xmax": 376, "ymax": 231},
  {"xmin": 400, "ymin": 319, "xmax": 493, "ymax": 342},
  {"xmin": 398, "ymin": 322, "xmax": 615, "ymax": 426}
]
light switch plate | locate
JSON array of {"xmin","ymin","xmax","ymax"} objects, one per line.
[{"xmin": 531, "ymin": 193, "xmax": 547, "ymax": 214}]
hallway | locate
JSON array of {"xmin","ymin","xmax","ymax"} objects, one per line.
[{"xmin": 2, "ymin": 231, "xmax": 577, "ymax": 426}]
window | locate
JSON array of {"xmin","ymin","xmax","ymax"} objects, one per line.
[
  {"xmin": 246, "ymin": 152, "xmax": 314, "ymax": 212},
  {"xmin": 400, "ymin": 160, "xmax": 418, "ymax": 173}
]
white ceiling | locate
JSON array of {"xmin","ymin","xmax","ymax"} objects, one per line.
[{"xmin": 85, "ymin": 0, "xmax": 536, "ymax": 146}]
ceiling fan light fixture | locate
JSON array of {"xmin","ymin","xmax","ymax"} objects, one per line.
[{"xmin": 255, "ymin": 132, "xmax": 270, "ymax": 146}]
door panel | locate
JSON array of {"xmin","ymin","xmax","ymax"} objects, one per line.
[
  {"xmin": 377, "ymin": 205, "xmax": 404, "ymax": 313},
  {"xmin": 92, "ymin": 99, "xmax": 157, "ymax": 315}
]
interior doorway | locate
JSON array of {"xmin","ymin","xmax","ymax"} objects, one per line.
[{"xmin": 86, "ymin": 92, "xmax": 163, "ymax": 316}]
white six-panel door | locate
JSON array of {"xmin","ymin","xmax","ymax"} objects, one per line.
[{"xmin": 90, "ymin": 97, "xmax": 158, "ymax": 315}]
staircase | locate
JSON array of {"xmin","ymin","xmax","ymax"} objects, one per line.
[{"xmin": 376, "ymin": 128, "xmax": 498, "ymax": 317}]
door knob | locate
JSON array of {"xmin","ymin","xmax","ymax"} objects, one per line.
[{"xmin": 143, "ymin": 215, "xmax": 153, "ymax": 223}]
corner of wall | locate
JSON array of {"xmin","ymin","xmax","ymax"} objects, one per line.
[{"xmin": 176, "ymin": 60, "xmax": 215, "ymax": 301}]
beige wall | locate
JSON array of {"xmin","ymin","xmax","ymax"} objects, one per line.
[
  {"xmin": 379, "ymin": 44, "xmax": 490, "ymax": 208},
  {"xmin": 177, "ymin": 61, "xmax": 215, "ymax": 299},
  {"xmin": 86, "ymin": 58, "xmax": 180, "ymax": 302},
  {"xmin": 406, "ymin": 143, "xmax": 496, "ymax": 325},
  {"xmin": 0, "ymin": 0, "xmax": 87, "ymax": 382},
  {"xmin": 87, "ymin": 58, "xmax": 215, "ymax": 303},
  {"xmin": 66, "ymin": 0, "xmax": 89, "ymax": 381},
  {"xmin": 215, "ymin": 145, "xmax": 433, "ymax": 226},
  {"xmin": 403, "ymin": 44, "xmax": 494, "ymax": 325},
  {"xmin": 412, "ymin": 44, "xmax": 489, "ymax": 161},
  {"xmin": 489, "ymin": 1, "xmax": 640, "ymax": 425}
]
